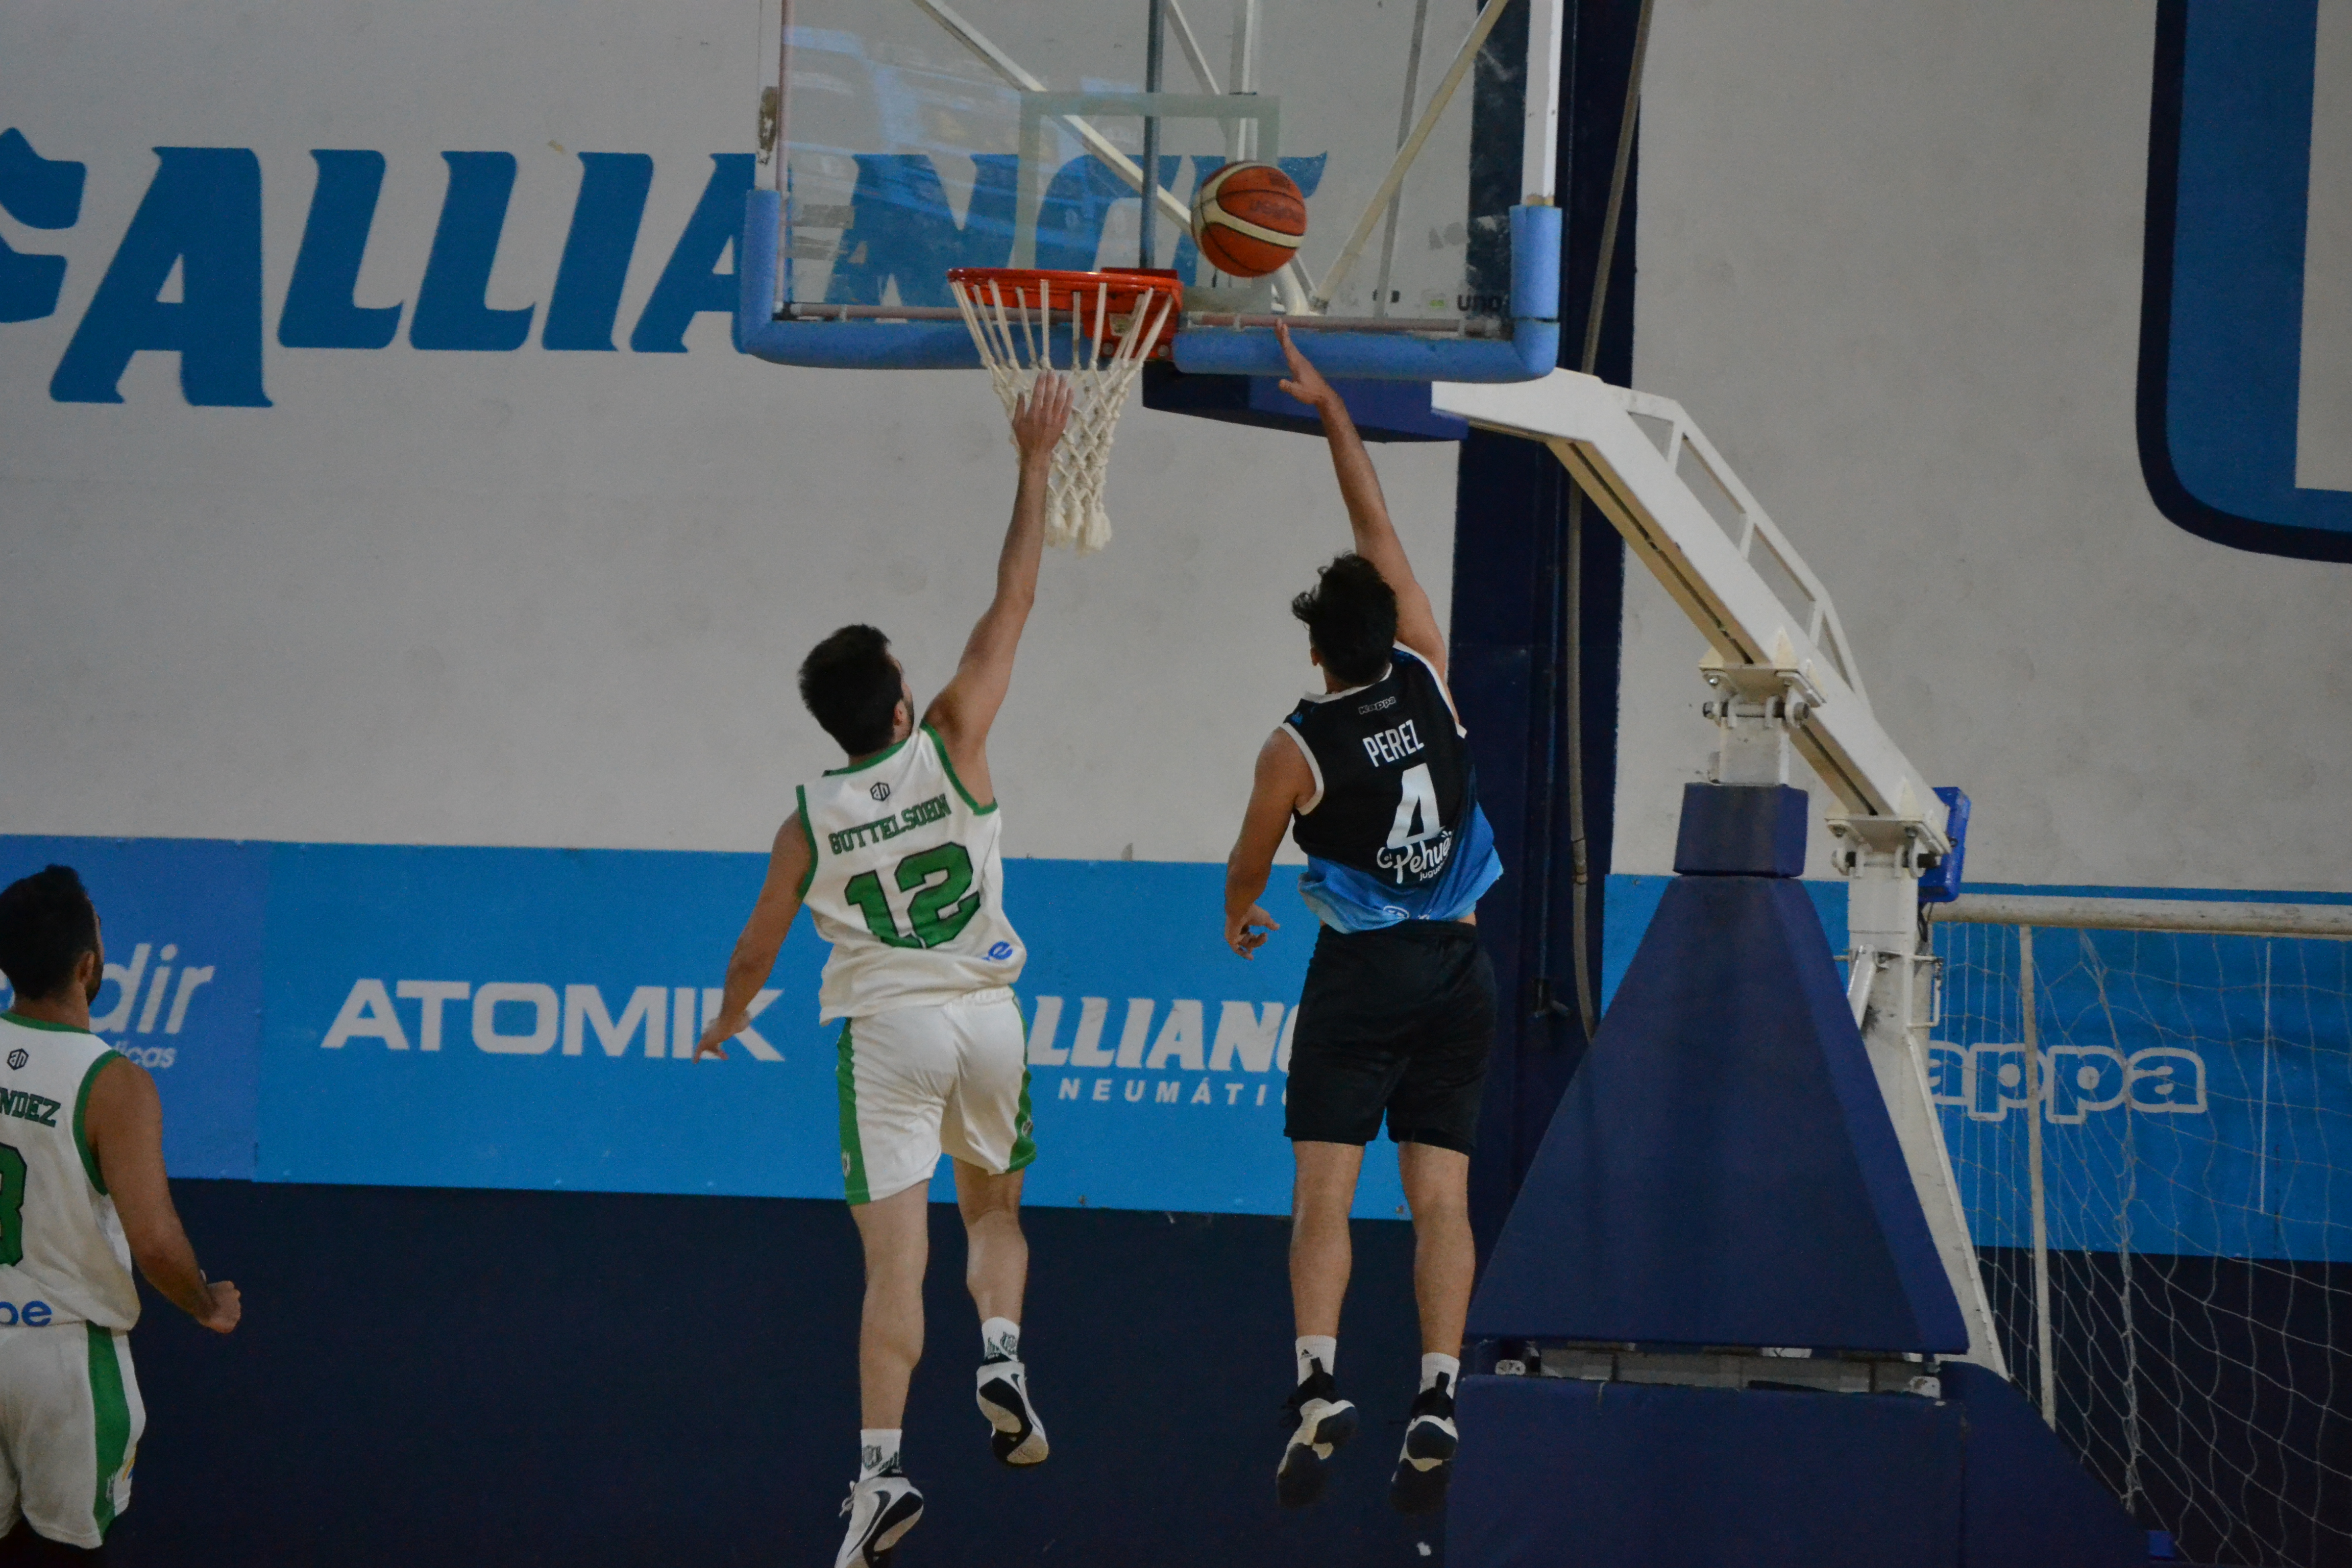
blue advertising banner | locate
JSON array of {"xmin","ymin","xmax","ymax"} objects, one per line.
[
  {"xmin": 253, "ymin": 843, "xmax": 1407, "ymax": 1218},
  {"xmin": 1931, "ymin": 922, "xmax": 2352, "ymax": 1264},
  {"xmin": 0, "ymin": 836, "xmax": 265, "ymax": 1180},
  {"xmin": 17, "ymin": 834, "xmax": 2344, "ymax": 1256}
]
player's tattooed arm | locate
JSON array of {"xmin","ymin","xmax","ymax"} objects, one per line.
[
  {"xmin": 923, "ymin": 373, "xmax": 1074, "ymax": 805},
  {"xmin": 1224, "ymin": 728, "xmax": 1316, "ymax": 958},
  {"xmin": 1275, "ymin": 322, "xmax": 1449, "ymax": 678},
  {"xmin": 85, "ymin": 1057, "xmax": 240, "ymax": 1333},
  {"xmin": 697, "ymin": 812, "xmax": 814, "ymax": 1060}
]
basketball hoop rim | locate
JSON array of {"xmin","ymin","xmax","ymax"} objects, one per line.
[{"xmin": 947, "ymin": 266, "xmax": 1185, "ymax": 358}]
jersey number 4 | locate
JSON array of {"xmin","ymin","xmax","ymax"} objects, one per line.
[
  {"xmin": 1387, "ymin": 763, "xmax": 1443, "ymax": 847},
  {"xmin": 0, "ymin": 1143, "xmax": 24, "ymax": 1268},
  {"xmin": 843, "ymin": 843, "xmax": 984, "ymax": 949}
]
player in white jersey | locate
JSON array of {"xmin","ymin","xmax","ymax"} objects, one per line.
[
  {"xmin": 696, "ymin": 377, "xmax": 1070, "ymax": 1567},
  {"xmin": 0, "ymin": 866, "xmax": 240, "ymax": 1559}
]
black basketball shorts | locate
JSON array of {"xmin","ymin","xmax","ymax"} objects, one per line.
[{"xmin": 1284, "ymin": 920, "xmax": 1498, "ymax": 1156}]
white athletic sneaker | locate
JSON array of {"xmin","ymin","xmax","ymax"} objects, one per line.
[
  {"xmin": 834, "ymin": 1471, "xmax": 924, "ymax": 1567},
  {"xmin": 976, "ymin": 1357, "xmax": 1050, "ymax": 1465}
]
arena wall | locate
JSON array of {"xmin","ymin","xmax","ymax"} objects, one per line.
[{"xmin": 1622, "ymin": 0, "xmax": 2352, "ymax": 893}]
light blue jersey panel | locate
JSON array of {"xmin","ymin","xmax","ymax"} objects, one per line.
[{"xmin": 1297, "ymin": 803, "xmax": 1503, "ymax": 933}]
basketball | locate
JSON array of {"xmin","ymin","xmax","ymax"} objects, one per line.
[{"xmin": 1190, "ymin": 162, "xmax": 1308, "ymax": 279}]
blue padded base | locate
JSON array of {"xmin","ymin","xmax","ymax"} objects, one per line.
[
  {"xmin": 1943, "ymin": 1362, "xmax": 2145, "ymax": 1568},
  {"xmin": 1448, "ymin": 1375, "xmax": 1966, "ymax": 1568},
  {"xmin": 1447, "ymin": 1370, "xmax": 2148, "ymax": 1568},
  {"xmin": 1467, "ymin": 871, "xmax": 1968, "ymax": 1352}
]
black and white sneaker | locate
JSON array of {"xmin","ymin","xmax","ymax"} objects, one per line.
[
  {"xmin": 976, "ymin": 1357, "xmax": 1050, "ymax": 1466},
  {"xmin": 834, "ymin": 1468, "xmax": 924, "ymax": 1567},
  {"xmin": 1276, "ymin": 1359, "xmax": 1358, "ymax": 1508},
  {"xmin": 1388, "ymin": 1373, "xmax": 1459, "ymax": 1515}
]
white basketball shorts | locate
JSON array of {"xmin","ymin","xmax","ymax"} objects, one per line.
[
  {"xmin": 0, "ymin": 1320, "xmax": 144, "ymax": 1548},
  {"xmin": 836, "ymin": 987, "xmax": 1037, "ymax": 1205}
]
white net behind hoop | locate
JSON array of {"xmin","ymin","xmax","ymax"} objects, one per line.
[
  {"xmin": 1934, "ymin": 915, "xmax": 2352, "ymax": 1567},
  {"xmin": 950, "ymin": 275, "xmax": 1176, "ymax": 556}
]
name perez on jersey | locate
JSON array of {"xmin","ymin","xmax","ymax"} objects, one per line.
[{"xmin": 1361, "ymin": 720, "xmax": 1425, "ymax": 767}]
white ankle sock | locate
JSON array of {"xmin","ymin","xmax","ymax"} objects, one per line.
[
  {"xmin": 859, "ymin": 1428, "xmax": 902, "ymax": 1479},
  {"xmin": 982, "ymin": 1316, "xmax": 1021, "ymax": 1362},
  {"xmin": 1295, "ymin": 1335, "xmax": 1338, "ymax": 1385},
  {"xmin": 1421, "ymin": 1353, "xmax": 1460, "ymax": 1393}
]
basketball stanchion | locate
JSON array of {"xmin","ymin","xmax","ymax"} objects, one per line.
[{"xmin": 948, "ymin": 267, "xmax": 1182, "ymax": 555}]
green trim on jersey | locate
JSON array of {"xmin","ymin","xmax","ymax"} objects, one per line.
[
  {"xmin": 1007, "ymin": 1067, "xmax": 1038, "ymax": 1173},
  {"xmin": 794, "ymin": 785, "xmax": 819, "ymax": 897},
  {"xmin": 86, "ymin": 1324, "xmax": 132, "ymax": 1536},
  {"xmin": 924, "ymin": 725, "xmax": 997, "ymax": 816},
  {"xmin": 72, "ymin": 1050, "xmax": 119, "ymax": 1195},
  {"xmin": 836, "ymin": 1023, "xmax": 871, "ymax": 1205},
  {"xmin": 824, "ymin": 733, "xmax": 913, "ymax": 777},
  {"xmin": 1005, "ymin": 995, "xmax": 1038, "ymax": 1172},
  {"xmin": 2, "ymin": 1013, "xmax": 92, "ymax": 1035}
]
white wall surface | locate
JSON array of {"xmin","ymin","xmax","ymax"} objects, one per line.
[
  {"xmin": 0, "ymin": 0, "xmax": 1454, "ymax": 860},
  {"xmin": 1625, "ymin": 0, "xmax": 2350, "ymax": 892}
]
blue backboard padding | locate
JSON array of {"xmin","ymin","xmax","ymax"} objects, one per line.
[
  {"xmin": 1470, "ymin": 873, "xmax": 1968, "ymax": 1350},
  {"xmin": 1671, "ymin": 782, "xmax": 1808, "ymax": 877},
  {"xmin": 1941, "ymin": 1362, "xmax": 2144, "ymax": 1568},
  {"xmin": 1140, "ymin": 364, "xmax": 1469, "ymax": 441},
  {"xmin": 1447, "ymin": 1375, "xmax": 1965, "ymax": 1568},
  {"xmin": 1918, "ymin": 785, "xmax": 1970, "ymax": 903}
]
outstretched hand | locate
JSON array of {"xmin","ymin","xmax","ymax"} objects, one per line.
[
  {"xmin": 1275, "ymin": 321, "xmax": 1337, "ymax": 411},
  {"xmin": 1012, "ymin": 374, "xmax": 1073, "ymax": 469}
]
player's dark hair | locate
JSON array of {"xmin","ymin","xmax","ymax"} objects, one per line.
[
  {"xmin": 799, "ymin": 624, "xmax": 905, "ymax": 756},
  {"xmin": 1291, "ymin": 553, "xmax": 1398, "ymax": 686},
  {"xmin": 0, "ymin": 865, "xmax": 100, "ymax": 1003}
]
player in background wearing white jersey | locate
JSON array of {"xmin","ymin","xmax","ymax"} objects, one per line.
[
  {"xmin": 696, "ymin": 377, "xmax": 1071, "ymax": 1568},
  {"xmin": 0, "ymin": 866, "xmax": 240, "ymax": 1562}
]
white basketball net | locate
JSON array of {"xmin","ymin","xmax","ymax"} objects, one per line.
[{"xmin": 950, "ymin": 275, "xmax": 1177, "ymax": 555}]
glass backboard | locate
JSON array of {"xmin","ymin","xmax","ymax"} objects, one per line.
[{"xmin": 772, "ymin": 0, "xmax": 1520, "ymax": 326}]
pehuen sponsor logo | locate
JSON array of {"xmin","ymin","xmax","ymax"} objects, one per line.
[{"xmin": 0, "ymin": 938, "xmax": 215, "ymax": 1071}]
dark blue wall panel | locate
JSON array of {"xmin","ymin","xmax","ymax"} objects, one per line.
[{"xmin": 107, "ymin": 1181, "xmax": 1439, "ymax": 1565}]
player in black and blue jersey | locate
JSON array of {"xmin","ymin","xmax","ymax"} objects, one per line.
[{"xmin": 1222, "ymin": 325, "xmax": 1504, "ymax": 1517}]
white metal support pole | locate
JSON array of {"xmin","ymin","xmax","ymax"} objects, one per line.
[
  {"xmin": 1140, "ymin": 0, "xmax": 1166, "ymax": 269},
  {"xmin": 1842, "ymin": 832, "xmax": 2007, "ymax": 1376},
  {"xmin": 1312, "ymin": 0, "xmax": 1521, "ymax": 313},
  {"xmin": 1371, "ymin": 0, "xmax": 1432, "ymax": 320},
  {"xmin": 1522, "ymin": 0, "xmax": 1565, "ymax": 204},
  {"xmin": 2023, "ymin": 925, "xmax": 2055, "ymax": 1427},
  {"xmin": 1165, "ymin": 0, "xmax": 1221, "ymax": 92},
  {"xmin": 1229, "ymin": 0, "xmax": 1259, "ymax": 157},
  {"xmin": 770, "ymin": 0, "xmax": 795, "ymax": 311}
]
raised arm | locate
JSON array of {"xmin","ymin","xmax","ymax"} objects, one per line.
[
  {"xmin": 1276, "ymin": 323, "xmax": 1449, "ymax": 677},
  {"xmin": 1224, "ymin": 727, "xmax": 1318, "ymax": 958},
  {"xmin": 695, "ymin": 812, "xmax": 815, "ymax": 1060},
  {"xmin": 84, "ymin": 1057, "xmax": 239, "ymax": 1332},
  {"xmin": 920, "ymin": 374, "xmax": 1074, "ymax": 804}
]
